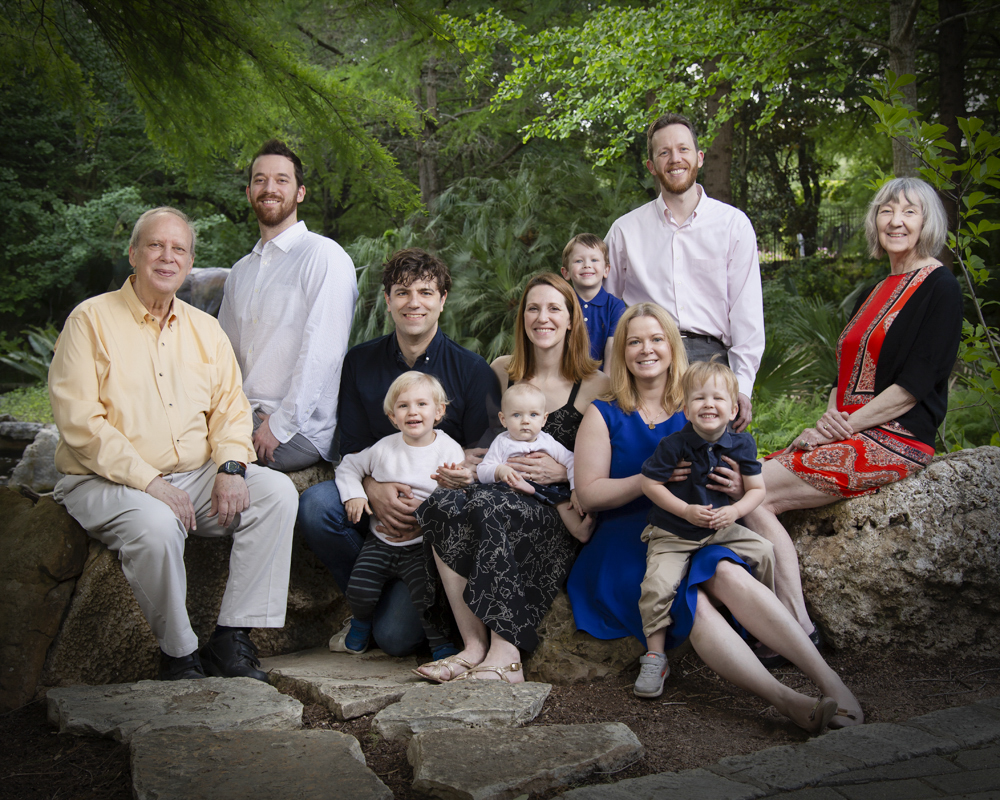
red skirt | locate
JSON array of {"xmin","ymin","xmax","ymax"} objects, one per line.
[{"xmin": 766, "ymin": 428, "xmax": 932, "ymax": 498}]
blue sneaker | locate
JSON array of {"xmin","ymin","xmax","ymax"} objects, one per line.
[{"xmin": 329, "ymin": 617, "xmax": 371, "ymax": 655}]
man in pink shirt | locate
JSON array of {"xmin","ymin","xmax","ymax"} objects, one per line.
[{"xmin": 605, "ymin": 113, "xmax": 764, "ymax": 431}]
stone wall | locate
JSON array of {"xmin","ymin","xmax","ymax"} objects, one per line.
[{"xmin": 3, "ymin": 445, "xmax": 998, "ymax": 709}]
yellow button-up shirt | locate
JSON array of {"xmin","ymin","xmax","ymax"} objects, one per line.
[{"xmin": 49, "ymin": 277, "xmax": 255, "ymax": 491}]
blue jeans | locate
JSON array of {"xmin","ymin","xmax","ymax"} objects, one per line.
[{"xmin": 297, "ymin": 479, "xmax": 425, "ymax": 656}]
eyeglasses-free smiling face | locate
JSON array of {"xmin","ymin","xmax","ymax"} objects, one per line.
[
  {"xmin": 129, "ymin": 212, "xmax": 195, "ymax": 304},
  {"xmin": 523, "ymin": 285, "xmax": 571, "ymax": 351},
  {"xmin": 683, "ymin": 374, "xmax": 737, "ymax": 442},
  {"xmin": 385, "ymin": 279, "xmax": 447, "ymax": 344},
  {"xmin": 388, "ymin": 385, "xmax": 445, "ymax": 446},
  {"xmin": 624, "ymin": 315, "xmax": 673, "ymax": 380},
  {"xmin": 247, "ymin": 154, "xmax": 305, "ymax": 229},
  {"xmin": 876, "ymin": 191, "xmax": 925, "ymax": 260},
  {"xmin": 646, "ymin": 124, "xmax": 704, "ymax": 197},
  {"xmin": 561, "ymin": 244, "xmax": 609, "ymax": 293}
]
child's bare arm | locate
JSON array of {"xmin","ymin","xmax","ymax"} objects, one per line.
[
  {"xmin": 641, "ymin": 474, "xmax": 714, "ymax": 527},
  {"xmin": 344, "ymin": 497, "xmax": 372, "ymax": 525}
]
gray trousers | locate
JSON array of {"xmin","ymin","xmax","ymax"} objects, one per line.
[
  {"xmin": 54, "ymin": 460, "xmax": 298, "ymax": 657},
  {"xmin": 252, "ymin": 410, "xmax": 322, "ymax": 472},
  {"xmin": 681, "ymin": 334, "xmax": 729, "ymax": 367}
]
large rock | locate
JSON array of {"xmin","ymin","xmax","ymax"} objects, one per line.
[
  {"xmin": 131, "ymin": 729, "xmax": 392, "ymax": 800},
  {"xmin": 526, "ymin": 591, "xmax": 646, "ymax": 684},
  {"xmin": 0, "ymin": 490, "xmax": 89, "ymax": 711},
  {"xmin": 785, "ymin": 446, "xmax": 1000, "ymax": 654},
  {"xmin": 176, "ymin": 266, "xmax": 230, "ymax": 316},
  {"xmin": 47, "ymin": 677, "xmax": 302, "ymax": 741},
  {"xmin": 41, "ymin": 529, "xmax": 348, "ymax": 689},
  {"xmin": 9, "ymin": 426, "xmax": 63, "ymax": 492}
]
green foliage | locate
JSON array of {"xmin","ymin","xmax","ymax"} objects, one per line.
[
  {"xmin": 749, "ymin": 392, "xmax": 828, "ymax": 456},
  {"xmin": 864, "ymin": 72, "xmax": 1000, "ymax": 440},
  {"xmin": 0, "ymin": 325, "xmax": 59, "ymax": 382},
  {"xmin": 0, "ymin": 384, "xmax": 54, "ymax": 424},
  {"xmin": 941, "ymin": 386, "xmax": 998, "ymax": 450},
  {"xmin": 346, "ymin": 157, "xmax": 648, "ymax": 356},
  {"xmin": 3, "ymin": 0, "xmax": 422, "ymax": 215}
]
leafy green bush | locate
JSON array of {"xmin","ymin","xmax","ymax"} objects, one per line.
[
  {"xmin": 0, "ymin": 384, "xmax": 54, "ymax": 424},
  {"xmin": 749, "ymin": 392, "xmax": 828, "ymax": 456},
  {"xmin": 0, "ymin": 324, "xmax": 59, "ymax": 382}
]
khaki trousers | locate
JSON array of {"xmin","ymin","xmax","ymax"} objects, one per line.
[
  {"xmin": 54, "ymin": 460, "xmax": 298, "ymax": 657},
  {"xmin": 639, "ymin": 522, "xmax": 775, "ymax": 638}
]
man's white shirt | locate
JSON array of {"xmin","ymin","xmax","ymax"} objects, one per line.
[
  {"xmin": 605, "ymin": 187, "xmax": 764, "ymax": 399},
  {"xmin": 220, "ymin": 220, "xmax": 357, "ymax": 458}
]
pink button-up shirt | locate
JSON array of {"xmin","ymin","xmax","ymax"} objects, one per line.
[{"xmin": 605, "ymin": 187, "xmax": 764, "ymax": 398}]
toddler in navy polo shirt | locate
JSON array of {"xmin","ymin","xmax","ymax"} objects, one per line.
[
  {"xmin": 633, "ymin": 359, "xmax": 775, "ymax": 699},
  {"xmin": 560, "ymin": 233, "xmax": 626, "ymax": 371}
]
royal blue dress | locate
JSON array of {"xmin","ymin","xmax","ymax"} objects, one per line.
[{"xmin": 566, "ymin": 399, "xmax": 751, "ymax": 649}]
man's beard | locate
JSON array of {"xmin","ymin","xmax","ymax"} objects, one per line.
[
  {"xmin": 657, "ymin": 165, "xmax": 698, "ymax": 196},
  {"xmin": 252, "ymin": 195, "xmax": 296, "ymax": 227}
]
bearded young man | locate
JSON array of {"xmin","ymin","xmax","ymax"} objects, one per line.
[
  {"xmin": 604, "ymin": 113, "xmax": 764, "ymax": 432},
  {"xmin": 219, "ymin": 139, "xmax": 358, "ymax": 471}
]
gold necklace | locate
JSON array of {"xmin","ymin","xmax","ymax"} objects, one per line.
[{"xmin": 638, "ymin": 404, "xmax": 663, "ymax": 429}]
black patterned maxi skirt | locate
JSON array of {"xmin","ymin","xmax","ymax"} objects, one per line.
[{"xmin": 416, "ymin": 483, "xmax": 578, "ymax": 652}]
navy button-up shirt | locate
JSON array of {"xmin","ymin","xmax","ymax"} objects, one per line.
[
  {"xmin": 336, "ymin": 328, "xmax": 500, "ymax": 459},
  {"xmin": 641, "ymin": 422, "xmax": 761, "ymax": 540}
]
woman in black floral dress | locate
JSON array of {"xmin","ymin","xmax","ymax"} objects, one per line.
[{"xmin": 415, "ymin": 273, "xmax": 608, "ymax": 683}]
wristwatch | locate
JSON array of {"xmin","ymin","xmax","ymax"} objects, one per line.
[{"xmin": 217, "ymin": 460, "xmax": 247, "ymax": 478}]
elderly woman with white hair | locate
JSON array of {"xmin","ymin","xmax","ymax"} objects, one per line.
[{"xmin": 744, "ymin": 177, "xmax": 964, "ymax": 670}]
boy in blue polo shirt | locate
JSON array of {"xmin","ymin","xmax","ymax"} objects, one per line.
[
  {"xmin": 560, "ymin": 233, "xmax": 626, "ymax": 371},
  {"xmin": 633, "ymin": 358, "xmax": 774, "ymax": 698}
]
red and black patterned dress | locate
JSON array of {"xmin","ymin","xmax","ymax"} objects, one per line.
[{"xmin": 767, "ymin": 264, "xmax": 963, "ymax": 498}]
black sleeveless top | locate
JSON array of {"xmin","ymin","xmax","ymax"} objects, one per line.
[{"xmin": 543, "ymin": 381, "xmax": 583, "ymax": 450}]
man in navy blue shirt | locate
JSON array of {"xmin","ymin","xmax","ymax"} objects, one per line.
[{"xmin": 298, "ymin": 248, "xmax": 500, "ymax": 656}]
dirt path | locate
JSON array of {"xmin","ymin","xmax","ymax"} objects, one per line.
[{"xmin": 4, "ymin": 647, "xmax": 998, "ymax": 800}]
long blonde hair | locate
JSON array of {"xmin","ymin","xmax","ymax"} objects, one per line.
[
  {"xmin": 506, "ymin": 272, "xmax": 600, "ymax": 383},
  {"xmin": 605, "ymin": 303, "xmax": 686, "ymax": 415}
]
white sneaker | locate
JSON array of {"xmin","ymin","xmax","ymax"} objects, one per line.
[{"xmin": 634, "ymin": 651, "xmax": 669, "ymax": 698}]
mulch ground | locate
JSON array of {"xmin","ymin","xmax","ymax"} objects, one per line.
[{"xmin": 4, "ymin": 647, "xmax": 998, "ymax": 800}]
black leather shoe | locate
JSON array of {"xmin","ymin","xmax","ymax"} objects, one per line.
[
  {"xmin": 159, "ymin": 651, "xmax": 207, "ymax": 681},
  {"xmin": 199, "ymin": 630, "xmax": 268, "ymax": 682}
]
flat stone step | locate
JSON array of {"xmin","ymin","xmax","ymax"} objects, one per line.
[
  {"xmin": 373, "ymin": 680, "xmax": 551, "ymax": 743},
  {"xmin": 408, "ymin": 722, "xmax": 643, "ymax": 800},
  {"xmin": 262, "ymin": 646, "xmax": 422, "ymax": 720},
  {"xmin": 46, "ymin": 677, "xmax": 302, "ymax": 742},
  {"xmin": 131, "ymin": 729, "xmax": 392, "ymax": 800}
]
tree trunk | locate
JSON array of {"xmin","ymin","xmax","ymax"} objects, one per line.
[
  {"xmin": 703, "ymin": 62, "xmax": 733, "ymax": 204},
  {"xmin": 937, "ymin": 0, "xmax": 965, "ymax": 268},
  {"xmin": 889, "ymin": 0, "xmax": 921, "ymax": 177},
  {"xmin": 416, "ymin": 56, "xmax": 439, "ymax": 209}
]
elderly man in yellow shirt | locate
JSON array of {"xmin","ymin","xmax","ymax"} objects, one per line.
[{"xmin": 49, "ymin": 207, "xmax": 298, "ymax": 682}]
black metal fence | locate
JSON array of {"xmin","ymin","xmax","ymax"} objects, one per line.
[{"xmin": 754, "ymin": 208, "xmax": 865, "ymax": 263}]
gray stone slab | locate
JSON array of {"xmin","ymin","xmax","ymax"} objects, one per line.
[
  {"xmin": 131, "ymin": 729, "xmax": 392, "ymax": 800},
  {"xmin": 408, "ymin": 722, "xmax": 642, "ymax": 800},
  {"xmin": 802, "ymin": 722, "xmax": 954, "ymax": 769},
  {"xmin": 46, "ymin": 678, "xmax": 302, "ymax": 742},
  {"xmin": 559, "ymin": 767, "xmax": 763, "ymax": 800},
  {"xmin": 772, "ymin": 790, "xmax": 845, "ymax": 800},
  {"xmin": 925, "ymin": 767, "xmax": 1000, "ymax": 795},
  {"xmin": 820, "ymin": 754, "xmax": 961, "ymax": 785},
  {"xmin": 709, "ymin": 743, "xmax": 857, "ymax": 792},
  {"xmin": 262, "ymin": 646, "xmax": 422, "ymax": 720},
  {"xmin": 904, "ymin": 704, "xmax": 1000, "ymax": 748},
  {"xmin": 372, "ymin": 680, "xmax": 551, "ymax": 743},
  {"xmin": 836, "ymin": 778, "xmax": 942, "ymax": 800},
  {"xmin": 955, "ymin": 744, "xmax": 1000, "ymax": 770}
]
